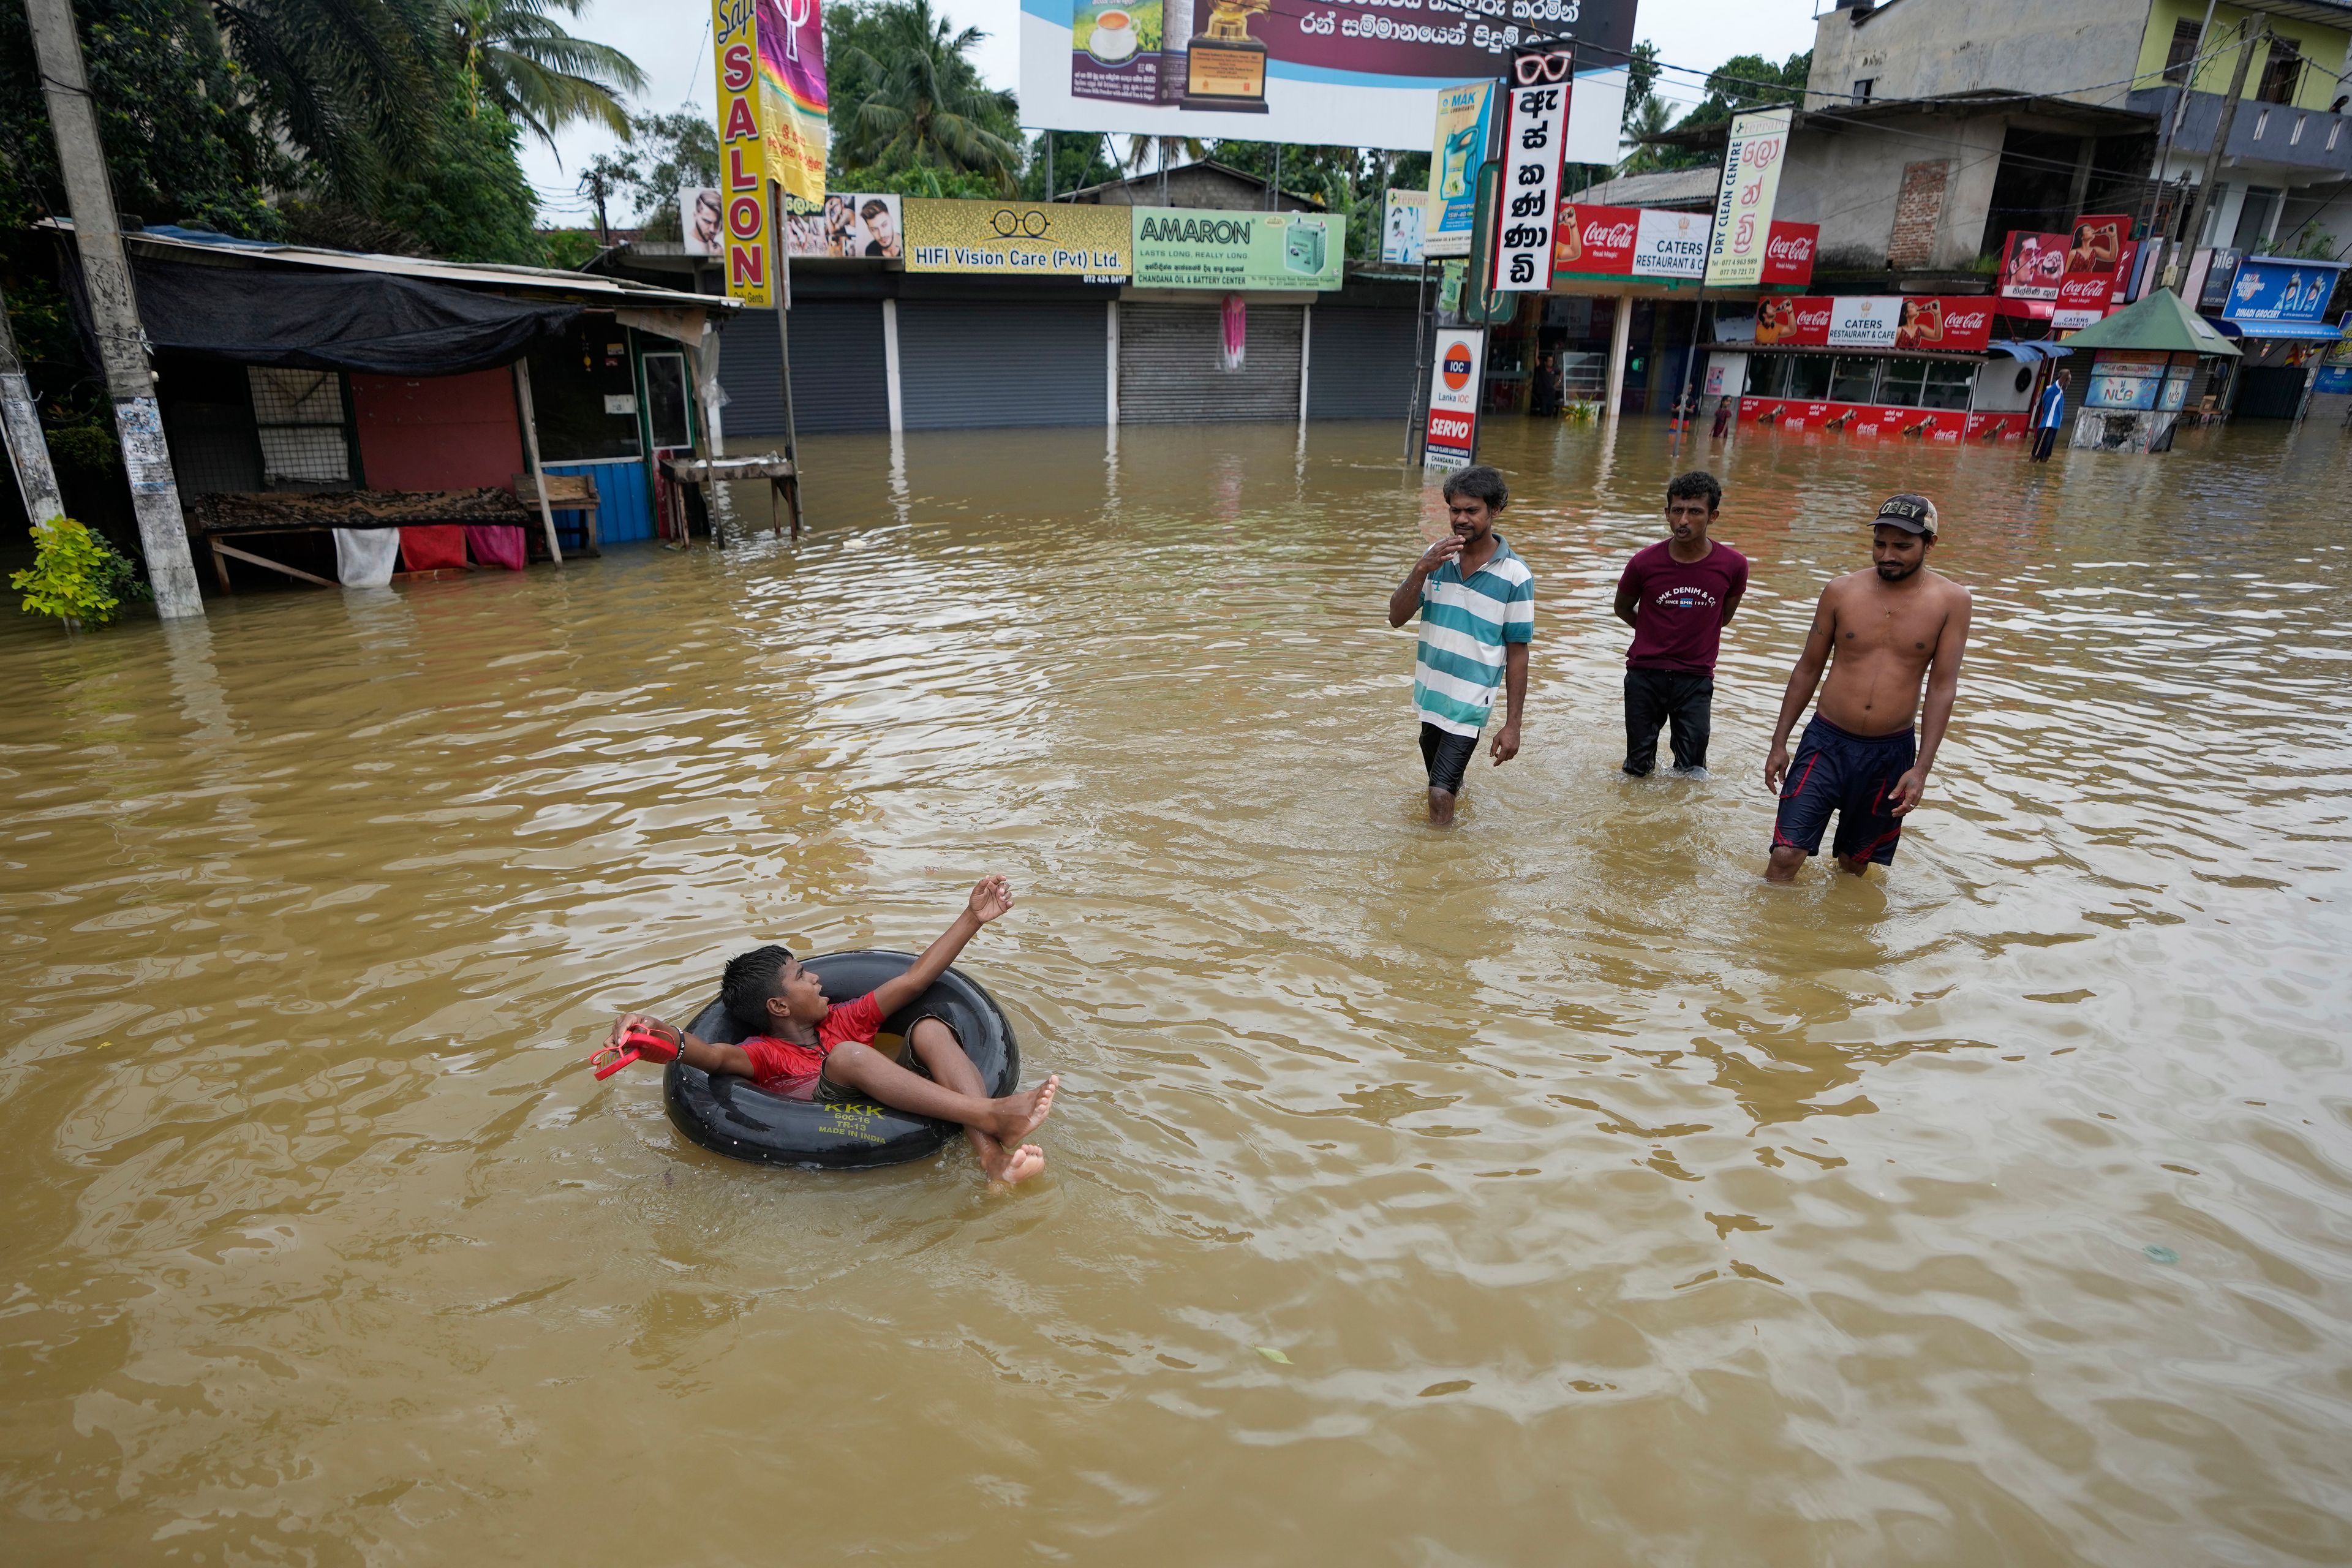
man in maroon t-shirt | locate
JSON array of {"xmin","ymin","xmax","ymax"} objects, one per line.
[{"xmin": 1612, "ymin": 470, "xmax": 1749, "ymax": 778}]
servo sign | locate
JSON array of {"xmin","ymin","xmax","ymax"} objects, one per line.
[
  {"xmin": 1422, "ymin": 328, "xmax": 1488, "ymax": 473},
  {"xmin": 1489, "ymin": 48, "xmax": 1574, "ymax": 294}
]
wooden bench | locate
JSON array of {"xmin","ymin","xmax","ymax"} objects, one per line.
[
  {"xmin": 514, "ymin": 472, "xmax": 601, "ymax": 557},
  {"xmin": 185, "ymin": 488, "xmax": 535, "ymax": 594}
]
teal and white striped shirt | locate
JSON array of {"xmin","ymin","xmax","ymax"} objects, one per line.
[{"xmin": 1414, "ymin": 537, "xmax": 1534, "ymax": 736}]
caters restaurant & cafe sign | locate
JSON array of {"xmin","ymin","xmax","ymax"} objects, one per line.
[
  {"xmin": 1751, "ymin": 295, "xmax": 1994, "ymax": 353},
  {"xmin": 1555, "ymin": 205, "xmax": 1818, "ymax": 287}
]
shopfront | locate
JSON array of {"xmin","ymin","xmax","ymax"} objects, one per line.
[{"xmin": 1717, "ymin": 295, "xmax": 2022, "ymax": 441}]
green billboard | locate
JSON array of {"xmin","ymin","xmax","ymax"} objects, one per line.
[{"xmin": 1129, "ymin": 208, "xmax": 1346, "ymax": 291}]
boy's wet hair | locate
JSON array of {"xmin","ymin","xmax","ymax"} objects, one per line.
[
  {"xmin": 1667, "ymin": 470, "xmax": 1722, "ymax": 511},
  {"xmin": 722, "ymin": 944, "xmax": 794, "ymax": 1031},
  {"xmin": 1441, "ymin": 465, "xmax": 1508, "ymax": 512}
]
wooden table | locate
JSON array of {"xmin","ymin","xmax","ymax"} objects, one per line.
[
  {"xmin": 185, "ymin": 489, "xmax": 537, "ymax": 593},
  {"xmin": 660, "ymin": 455, "xmax": 801, "ymax": 539}
]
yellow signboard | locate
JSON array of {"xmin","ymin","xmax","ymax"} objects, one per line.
[
  {"xmin": 712, "ymin": 0, "xmax": 772, "ymax": 306},
  {"xmin": 902, "ymin": 199, "xmax": 1133, "ymax": 277}
]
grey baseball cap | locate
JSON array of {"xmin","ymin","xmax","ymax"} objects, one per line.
[{"xmin": 1874, "ymin": 493, "xmax": 1939, "ymax": 536}]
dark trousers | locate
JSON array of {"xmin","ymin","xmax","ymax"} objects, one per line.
[
  {"xmin": 1624, "ymin": 668, "xmax": 1714, "ymax": 775},
  {"xmin": 2029, "ymin": 424, "xmax": 2059, "ymax": 461}
]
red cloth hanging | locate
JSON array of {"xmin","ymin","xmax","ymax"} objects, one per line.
[
  {"xmin": 466, "ymin": 525, "xmax": 527, "ymax": 570},
  {"xmin": 399, "ymin": 525, "xmax": 468, "ymax": 571}
]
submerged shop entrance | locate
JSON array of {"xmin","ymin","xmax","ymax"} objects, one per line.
[{"xmin": 1118, "ymin": 303, "xmax": 1304, "ymax": 424}]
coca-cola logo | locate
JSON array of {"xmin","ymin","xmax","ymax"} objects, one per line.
[
  {"xmin": 1793, "ymin": 302, "xmax": 1833, "ymax": 328},
  {"xmin": 1766, "ymin": 232, "xmax": 1814, "ymax": 261},
  {"xmin": 1584, "ymin": 219, "xmax": 1635, "ymax": 248},
  {"xmin": 1943, "ymin": 308, "xmax": 1989, "ymax": 331}
]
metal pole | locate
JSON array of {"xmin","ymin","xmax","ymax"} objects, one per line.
[
  {"xmin": 1405, "ymin": 255, "xmax": 1431, "ymax": 462},
  {"xmin": 511, "ymin": 359, "xmax": 564, "ymax": 565},
  {"xmin": 770, "ymin": 181, "xmax": 804, "ymax": 535},
  {"xmin": 2139, "ymin": 0, "xmax": 2219, "ymax": 247},
  {"xmin": 1604, "ymin": 290, "xmax": 1633, "ymax": 418},
  {"xmin": 2175, "ymin": 18, "xmax": 2263, "ymax": 285},
  {"xmin": 1670, "ymin": 286, "xmax": 1706, "ymax": 467},
  {"xmin": 0, "ymin": 280, "xmax": 66, "ymax": 524},
  {"xmin": 24, "ymin": 0, "xmax": 203, "ymax": 616}
]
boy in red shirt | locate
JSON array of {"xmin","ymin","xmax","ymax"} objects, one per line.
[
  {"xmin": 603, "ymin": 876, "xmax": 1059, "ymax": 1185},
  {"xmin": 1613, "ymin": 470, "xmax": 1749, "ymax": 778}
]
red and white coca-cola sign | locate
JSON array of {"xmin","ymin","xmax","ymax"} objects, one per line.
[
  {"xmin": 1553, "ymin": 203, "xmax": 1640, "ymax": 275},
  {"xmin": 1760, "ymin": 221, "xmax": 1817, "ymax": 287},
  {"xmin": 1751, "ymin": 295, "xmax": 1990, "ymax": 353}
]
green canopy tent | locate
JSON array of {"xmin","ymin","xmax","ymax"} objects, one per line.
[
  {"xmin": 2056, "ymin": 287, "xmax": 2241, "ymax": 358},
  {"xmin": 2055, "ymin": 288, "xmax": 2238, "ymax": 452}
]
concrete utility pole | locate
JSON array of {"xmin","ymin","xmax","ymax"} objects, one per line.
[
  {"xmin": 0, "ymin": 279, "xmax": 66, "ymax": 526},
  {"xmin": 24, "ymin": 0, "xmax": 205, "ymax": 616},
  {"xmin": 2174, "ymin": 18, "xmax": 2266, "ymax": 286}
]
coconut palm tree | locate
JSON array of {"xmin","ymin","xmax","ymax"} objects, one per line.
[
  {"xmin": 443, "ymin": 0, "xmax": 648, "ymax": 149},
  {"xmin": 832, "ymin": 0, "xmax": 1020, "ymax": 188},
  {"xmin": 1616, "ymin": 93, "xmax": 1677, "ymax": 176}
]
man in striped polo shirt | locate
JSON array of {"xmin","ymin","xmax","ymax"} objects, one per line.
[{"xmin": 1387, "ymin": 465, "xmax": 1533, "ymax": 825}]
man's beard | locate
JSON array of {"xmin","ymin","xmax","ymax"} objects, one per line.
[{"xmin": 1875, "ymin": 558, "xmax": 1921, "ymax": 581}]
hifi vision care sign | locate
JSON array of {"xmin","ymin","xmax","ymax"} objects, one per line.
[
  {"xmin": 903, "ymin": 199, "xmax": 1133, "ymax": 276},
  {"xmin": 1422, "ymin": 327, "xmax": 1487, "ymax": 472}
]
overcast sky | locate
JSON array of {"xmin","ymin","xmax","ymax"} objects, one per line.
[{"xmin": 523, "ymin": 0, "xmax": 1830, "ymax": 226}]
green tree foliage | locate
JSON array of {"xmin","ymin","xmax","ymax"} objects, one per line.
[
  {"xmin": 1622, "ymin": 40, "xmax": 1660, "ymax": 129},
  {"xmin": 1019, "ymin": 131, "xmax": 1117, "ymax": 199},
  {"xmin": 591, "ymin": 107, "xmax": 719, "ymax": 238},
  {"xmin": 1614, "ymin": 47, "xmax": 1814, "ymax": 175},
  {"xmin": 445, "ymin": 0, "xmax": 647, "ymax": 149},
  {"xmin": 11, "ymin": 517, "xmax": 150, "ymax": 628},
  {"xmin": 826, "ymin": 0, "xmax": 1021, "ymax": 192}
]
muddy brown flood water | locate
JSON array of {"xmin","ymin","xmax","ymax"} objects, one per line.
[{"xmin": 4, "ymin": 415, "xmax": 2351, "ymax": 1565}]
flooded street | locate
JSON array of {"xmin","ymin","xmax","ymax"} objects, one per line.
[{"xmin": 6, "ymin": 413, "xmax": 2351, "ymax": 1564}]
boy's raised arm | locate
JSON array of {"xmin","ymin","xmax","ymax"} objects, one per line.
[{"xmin": 870, "ymin": 876, "xmax": 1015, "ymax": 1017}]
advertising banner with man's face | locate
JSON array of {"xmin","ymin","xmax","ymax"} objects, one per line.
[
  {"xmin": 1131, "ymin": 208, "xmax": 1344, "ymax": 288},
  {"xmin": 903, "ymin": 198, "xmax": 1133, "ymax": 276},
  {"xmin": 785, "ymin": 193, "xmax": 902, "ymax": 257},
  {"xmin": 680, "ymin": 187, "xmax": 723, "ymax": 257},
  {"xmin": 1019, "ymin": 0, "xmax": 1633, "ymax": 158},
  {"xmin": 2000, "ymin": 230, "xmax": 2071, "ymax": 301}
]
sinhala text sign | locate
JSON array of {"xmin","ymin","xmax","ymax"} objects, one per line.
[
  {"xmin": 1019, "ymin": 0, "xmax": 1632, "ymax": 157},
  {"xmin": 1422, "ymin": 327, "xmax": 1487, "ymax": 472},
  {"xmin": 1704, "ymin": 106, "xmax": 1791, "ymax": 288},
  {"xmin": 1131, "ymin": 208, "xmax": 1346, "ymax": 290},
  {"xmin": 712, "ymin": 0, "xmax": 773, "ymax": 306},
  {"xmin": 1490, "ymin": 58, "xmax": 1574, "ymax": 293},
  {"xmin": 903, "ymin": 199, "xmax": 1133, "ymax": 276}
]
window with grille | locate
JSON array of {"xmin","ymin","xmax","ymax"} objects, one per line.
[
  {"xmin": 246, "ymin": 368, "xmax": 355, "ymax": 488},
  {"xmin": 2258, "ymin": 38, "xmax": 2302, "ymax": 105},
  {"xmin": 2163, "ymin": 20, "xmax": 2201, "ymax": 85}
]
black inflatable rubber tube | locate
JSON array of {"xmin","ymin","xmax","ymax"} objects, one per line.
[{"xmin": 663, "ymin": 949, "xmax": 1020, "ymax": 1170}]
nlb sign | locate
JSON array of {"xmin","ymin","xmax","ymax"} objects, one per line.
[
  {"xmin": 712, "ymin": 0, "xmax": 774, "ymax": 307},
  {"xmin": 1423, "ymin": 328, "xmax": 1487, "ymax": 472}
]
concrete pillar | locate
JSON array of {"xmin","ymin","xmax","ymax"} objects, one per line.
[
  {"xmin": 24, "ymin": 0, "xmax": 204, "ymax": 616},
  {"xmin": 881, "ymin": 298, "xmax": 903, "ymax": 434},
  {"xmin": 1604, "ymin": 292, "xmax": 1633, "ymax": 417},
  {"xmin": 0, "ymin": 281, "xmax": 65, "ymax": 524}
]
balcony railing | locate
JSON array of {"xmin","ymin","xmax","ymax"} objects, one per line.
[{"xmin": 2127, "ymin": 86, "xmax": 2352, "ymax": 177}]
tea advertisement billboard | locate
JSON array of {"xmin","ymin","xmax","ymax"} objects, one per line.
[{"xmin": 1019, "ymin": 0, "xmax": 1634, "ymax": 157}]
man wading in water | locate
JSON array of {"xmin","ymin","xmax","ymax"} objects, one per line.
[
  {"xmin": 1763, "ymin": 494, "xmax": 1971, "ymax": 881},
  {"xmin": 1614, "ymin": 470, "xmax": 1747, "ymax": 779},
  {"xmin": 1388, "ymin": 466, "xmax": 1532, "ymax": 826}
]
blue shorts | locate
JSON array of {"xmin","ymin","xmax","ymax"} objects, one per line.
[{"xmin": 1773, "ymin": 715, "xmax": 1917, "ymax": 866}]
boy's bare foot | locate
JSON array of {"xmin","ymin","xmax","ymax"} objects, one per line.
[
  {"xmin": 981, "ymin": 1141, "xmax": 1047, "ymax": 1185},
  {"xmin": 985, "ymin": 1074, "xmax": 1059, "ymax": 1145}
]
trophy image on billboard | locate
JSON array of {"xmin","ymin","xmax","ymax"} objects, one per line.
[{"xmin": 1181, "ymin": 0, "xmax": 1269, "ymax": 113}]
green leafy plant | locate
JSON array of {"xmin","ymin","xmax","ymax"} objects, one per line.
[{"xmin": 10, "ymin": 518, "xmax": 151, "ymax": 629}]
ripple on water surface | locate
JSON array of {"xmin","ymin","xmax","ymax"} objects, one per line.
[{"xmin": 2, "ymin": 417, "xmax": 2349, "ymax": 1565}]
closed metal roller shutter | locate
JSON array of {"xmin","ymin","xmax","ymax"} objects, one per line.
[
  {"xmin": 1305, "ymin": 306, "xmax": 1419, "ymax": 421},
  {"xmin": 1118, "ymin": 303, "xmax": 1303, "ymax": 423},
  {"xmin": 717, "ymin": 302, "xmax": 888, "ymax": 435},
  {"xmin": 899, "ymin": 301, "xmax": 1107, "ymax": 429}
]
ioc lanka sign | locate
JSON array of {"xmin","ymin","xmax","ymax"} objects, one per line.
[
  {"xmin": 1422, "ymin": 328, "xmax": 1486, "ymax": 472},
  {"xmin": 903, "ymin": 199, "xmax": 1133, "ymax": 276}
]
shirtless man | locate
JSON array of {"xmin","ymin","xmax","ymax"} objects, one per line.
[{"xmin": 1762, "ymin": 494, "xmax": 1971, "ymax": 881}]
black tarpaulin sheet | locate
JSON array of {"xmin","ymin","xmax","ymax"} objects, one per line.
[{"xmin": 70, "ymin": 258, "xmax": 583, "ymax": 375}]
